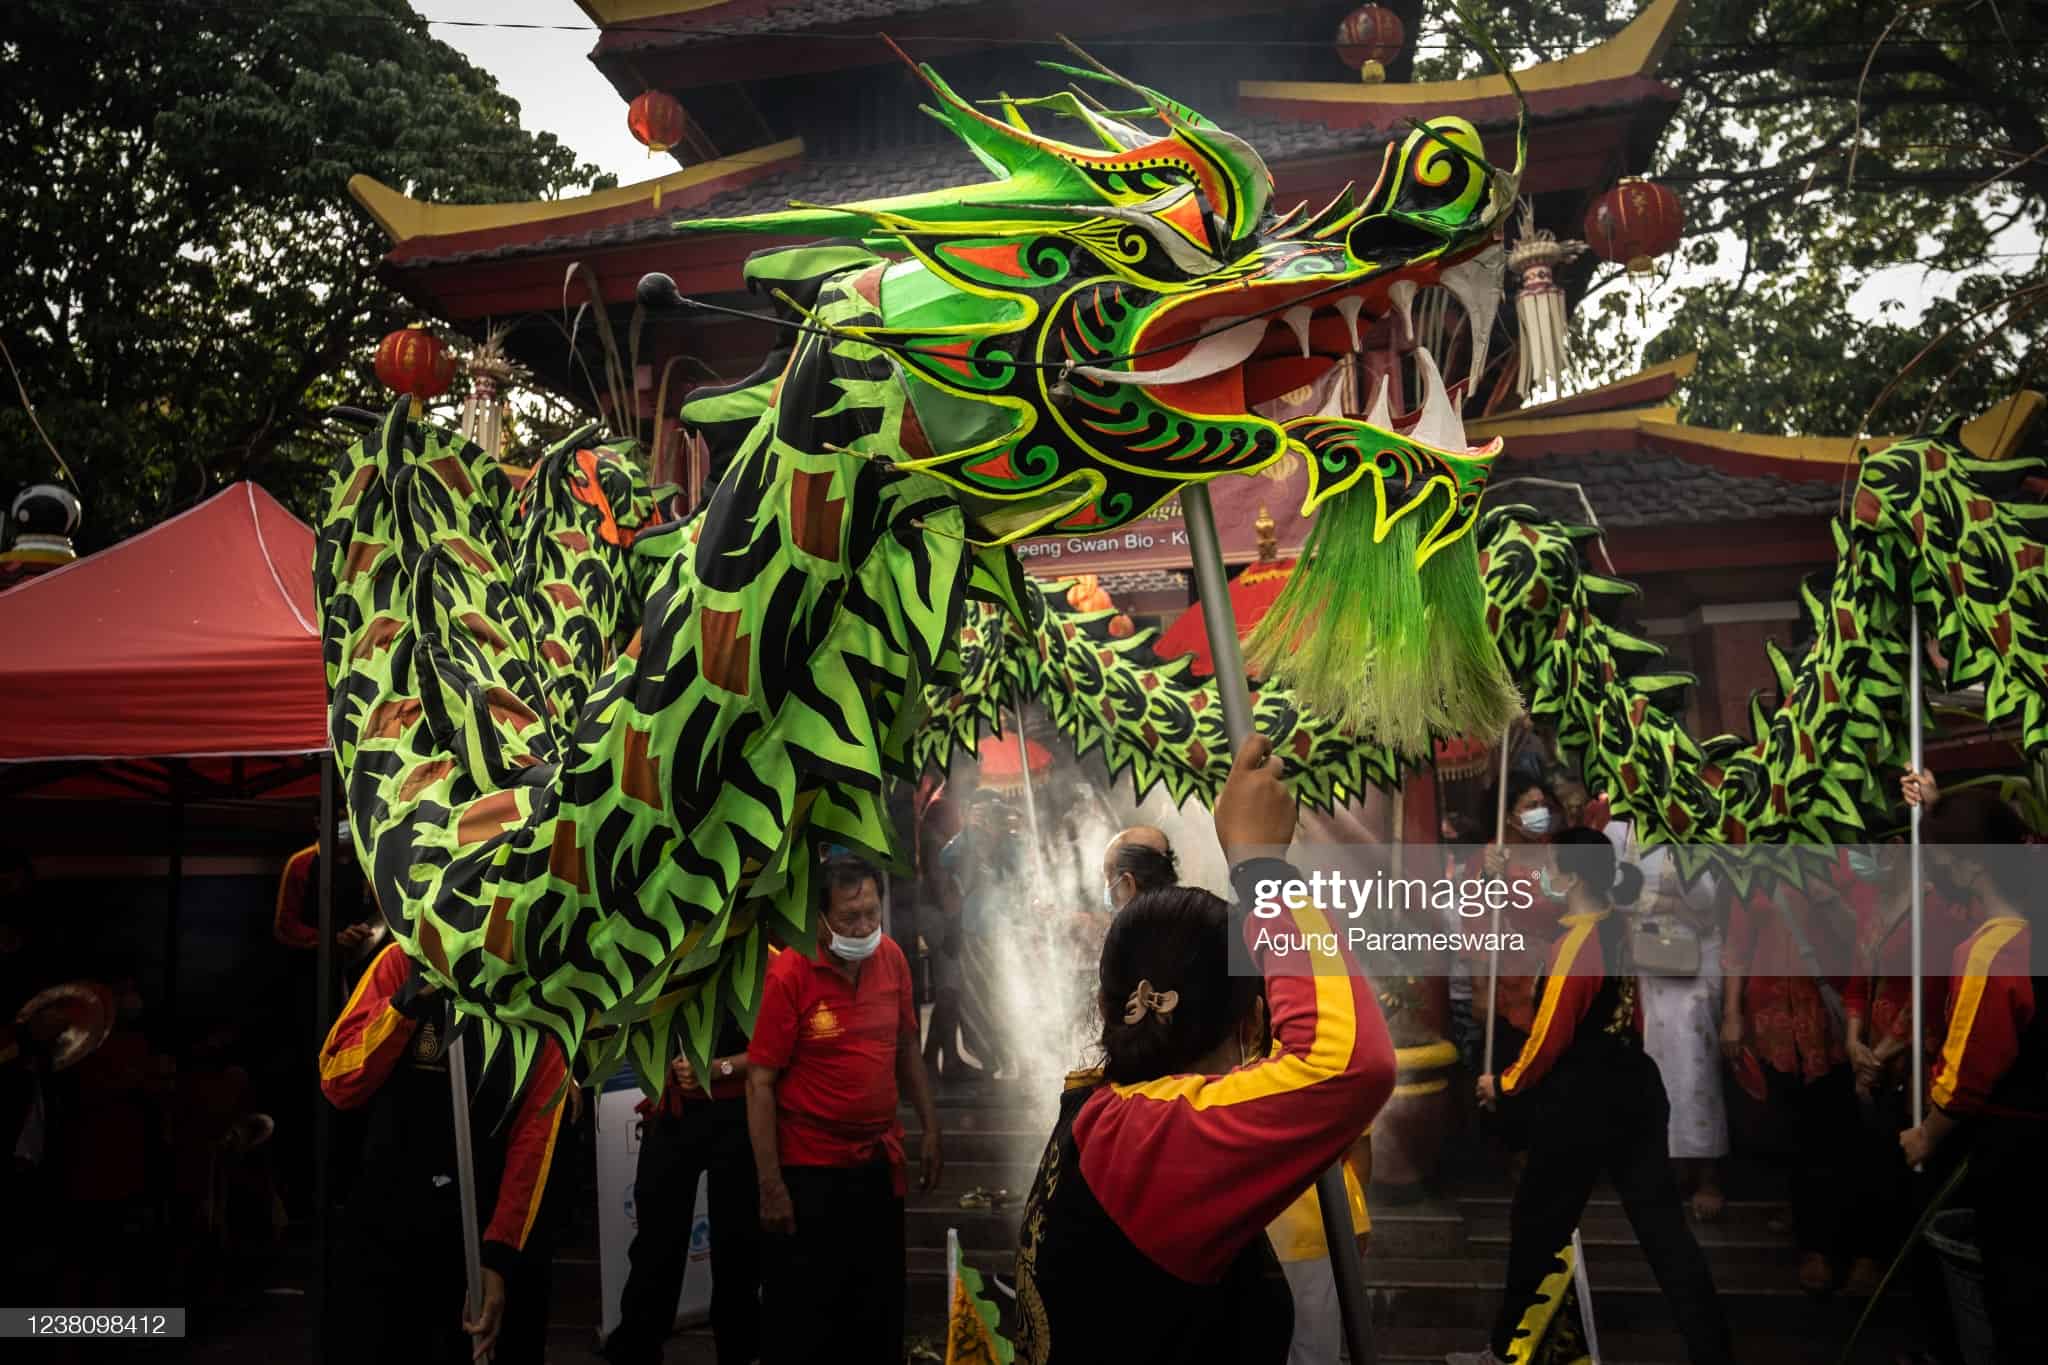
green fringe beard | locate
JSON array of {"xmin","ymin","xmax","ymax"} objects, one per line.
[{"xmin": 1244, "ymin": 485, "xmax": 1520, "ymax": 756}]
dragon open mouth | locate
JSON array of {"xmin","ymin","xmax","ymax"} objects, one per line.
[{"xmin": 1070, "ymin": 246, "xmax": 1504, "ymax": 458}]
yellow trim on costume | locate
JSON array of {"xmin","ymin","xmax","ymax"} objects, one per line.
[
  {"xmin": 1392, "ymin": 1078, "xmax": 1448, "ymax": 1098},
  {"xmin": 1110, "ymin": 904, "xmax": 1355, "ymax": 1109},
  {"xmin": 1932, "ymin": 916, "xmax": 2027, "ymax": 1110},
  {"xmin": 518, "ymin": 1094, "xmax": 566, "ymax": 1248},
  {"xmin": 319, "ymin": 943, "xmax": 404, "ymax": 1083},
  {"xmin": 1501, "ymin": 911, "xmax": 1607, "ymax": 1094}
]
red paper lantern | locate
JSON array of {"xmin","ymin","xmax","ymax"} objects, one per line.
[
  {"xmin": 1584, "ymin": 178, "xmax": 1684, "ymax": 275},
  {"xmin": 374, "ymin": 325, "xmax": 455, "ymax": 416},
  {"xmin": 1336, "ymin": 5, "xmax": 1405, "ymax": 82},
  {"xmin": 628, "ymin": 90, "xmax": 688, "ymax": 154},
  {"xmin": 1107, "ymin": 614, "xmax": 1135, "ymax": 638}
]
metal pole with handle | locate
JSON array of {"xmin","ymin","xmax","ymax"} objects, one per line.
[
  {"xmin": 1908, "ymin": 606, "xmax": 1926, "ymax": 1149},
  {"xmin": 1182, "ymin": 483, "xmax": 1376, "ymax": 1365},
  {"xmin": 447, "ymin": 1032, "xmax": 490, "ymax": 1363},
  {"xmin": 1483, "ymin": 733, "xmax": 1512, "ymax": 1082},
  {"xmin": 1012, "ymin": 685, "xmax": 1048, "ymax": 895},
  {"xmin": 1570, "ymin": 1226, "xmax": 1602, "ymax": 1363}
]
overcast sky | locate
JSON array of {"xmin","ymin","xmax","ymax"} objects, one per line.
[
  {"xmin": 416, "ymin": 1, "xmax": 2038, "ymax": 396},
  {"xmin": 416, "ymin": 0, "xmax": 656, "ymax": 189}
]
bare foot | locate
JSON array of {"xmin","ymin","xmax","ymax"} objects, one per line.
[
  {"xmin": 1799, "ymin": 1251, "xmax": 1835, "ymax": 1297},
  {"xmin": 1690, "ymin": 1186, "xmax": 1724, "ymax": 1221}
]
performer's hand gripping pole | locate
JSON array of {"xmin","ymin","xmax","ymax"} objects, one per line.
[
  {"xmin": 1181, "ymin": 483, "xmax": 1376, "ymax": 1365},
  {"xmin": 448, "ymin": 1032, "xmax": 491, "ymax": 1363}
]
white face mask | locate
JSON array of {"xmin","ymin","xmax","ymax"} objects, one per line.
[
  {"xmin": 830, "ymin": 926, "xmax": 883, "ymax": 962},
  {"xmin": 1517, "ymin": 808, "xmax": 1555, "ymax": 836},
  {"xmin": 1104, "ymin": 878, "xmax": 1123, "ymax": 912}
]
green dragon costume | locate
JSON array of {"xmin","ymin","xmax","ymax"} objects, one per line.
[
  {"xmin": 316, "ymin": 43, "xmax": 2048, "ymax": 1104},
  {"xmin": 316, "ymin": 47, "xmax": 1530, "ymax": 1093}
]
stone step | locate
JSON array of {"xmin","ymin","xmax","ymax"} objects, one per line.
[
  {"xmin": 903, "ymin": 1125, "xmax": 1043, "ymax": 1165},
  {"xmin": 909, "ymin": 1248, "xmax": 1917, "ymax": 1359},
  {"xmin": 1457, "ymin": 1198, "xmax": 1799, "ymax": 1272}
]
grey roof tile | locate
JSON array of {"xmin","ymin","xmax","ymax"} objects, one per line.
[{"xmin": 601, "ymin": 0, "xmax": 980, "ymax": 50}]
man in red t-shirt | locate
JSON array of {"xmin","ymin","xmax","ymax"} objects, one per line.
[{"xmin": 746, "ymin": 854, "xmax": 942, "ymax": 1365}]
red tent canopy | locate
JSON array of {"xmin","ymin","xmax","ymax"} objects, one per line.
[{"xmin": 0, "ymin": 483, "xmax": 325, "ymax": 778}]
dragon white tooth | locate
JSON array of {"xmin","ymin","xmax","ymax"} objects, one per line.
[
  {"xmin": 1314, "ymin": 366, "xmax": 1349, "ymax": 418},
  {"xmin": 1409, "ymin": 347, "xmax": 1468, "ymax": 451},
  {"xmin": 1363, "ymin": 372, "xmax": 1393, "ymax": 429},
  {"xmin": 1388, "ymin": 280, "xmax": 1417, "ymax": 346},
  {"xmin": 1282, "ymin": 305, "xmax": 1315, "ymax": 359},
  {"xmin": 1334, "ymin": 295, "xmax": 1365, "ymax": 353},
  {"xmin": 1441, "ymin": 243, "xmax": 1507, "ymax": 393}
]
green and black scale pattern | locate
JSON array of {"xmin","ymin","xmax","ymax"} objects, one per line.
[
  {"xmin": 319, "ymin": 385, "xmax": 2048, "ymax": 1096},
  {"xmin": 319, "ymin": 258, "xmax": 986, "ymax": 1095}
]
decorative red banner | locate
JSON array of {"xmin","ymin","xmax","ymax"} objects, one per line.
[{"xmin": 1014, "ymin": 454, "xmax": 1314, "ymax": 577}]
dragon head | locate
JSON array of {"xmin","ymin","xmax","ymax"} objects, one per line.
[{"xmin": 677, "ymin": 41, "xmax": 1526, "ymax": 751}]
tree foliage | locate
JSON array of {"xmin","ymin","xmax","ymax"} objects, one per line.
[
  {"xmin": 1410, "ymin": 0, "xmax": 2046, "ymax": 439},
  {"xmin": 0, "ymin": 0, "xmax": 610, "ymax": 549}
]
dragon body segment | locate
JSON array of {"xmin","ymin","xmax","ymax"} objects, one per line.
[{"xmin": 315, "ymin": 40, "xmax": 2048, "ymax": 1103}]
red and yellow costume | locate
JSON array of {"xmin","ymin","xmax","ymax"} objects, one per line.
[
  {"xmin": 1013, "ymin": 858, "xmax": 1392, "ymax": 1364},
  {"xmin": 319, "ymin": 943, "xmax": 568, "ymax": 1364}
]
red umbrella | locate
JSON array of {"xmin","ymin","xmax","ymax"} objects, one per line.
[{"xmin": 976, "ymin": 734, "xmax": 1052, "ymax": 792}]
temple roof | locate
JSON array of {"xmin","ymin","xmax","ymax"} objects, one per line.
[
  {"xmin": 1240, "ymin": 0, "xmax": 1687, "ymax": 129},
  {"xmin": 581, "ymin": 0, "xmax": 978, "ymax": 51}
]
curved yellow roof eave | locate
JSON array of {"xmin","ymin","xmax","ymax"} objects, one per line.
[
  {"xmin": 1240, "ymin": 0, "xmax": 1689, "ymax": 106},
  {"xmin": 348, "ymin": 138, "xmax": 805, "ymax": 246},
  {"xmin": 574, "ymin": 0, "xmax": 732, "ymax": 24}
]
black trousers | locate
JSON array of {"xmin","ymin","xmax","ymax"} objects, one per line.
[
  {"xmin": 1763, "ymin": 1062, "xmax": 1881, "ymax": 1259},
  {"xmin": 330, "ymin": 1202, "xmax": 551, "ymax": 1365},
  {"xmin": 607, "ymin": 1097, "xmax": 761, "ymax": 1365},
  {"xmin": 1968, "ymin": 1118, "xmax": 2048, "ymax": 1364},
  {"xmin": 762, "ymin": 1163, "xmax": 905, "ymax": 1365},
  {"xmin": 1491, "ymin": 1061, "xmax": 1731, "ymax": 1365}
]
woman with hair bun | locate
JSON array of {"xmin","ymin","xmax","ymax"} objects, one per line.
[
  {"xmin": 1451, "ymin": 829, "xmax": 1730, "ymax": 1365},
  {"xmin": 1013, "ymin": 736, "xmax": 1394, "ymax": 1365}
]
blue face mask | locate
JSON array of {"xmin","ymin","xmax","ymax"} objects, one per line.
[
  {"xmin": 1518, "ymin": 808, "xmax": 1555, "ymax": 837},
  {"xmin": 1844, "ymin": 849, "xmax": 1882, "ymax": 881},
  {"xmin": 1539, "ymin": 866, "xmax": 1570, "ymax": 900},
  {"xmin": 1104, "ymin": 880, "xmax": 1121, "ymax": 912}
]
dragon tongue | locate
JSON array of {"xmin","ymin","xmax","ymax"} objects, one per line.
[{"xmin": 1409, "ymin": 347, "xmax": 1467, "ymax": 451}]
